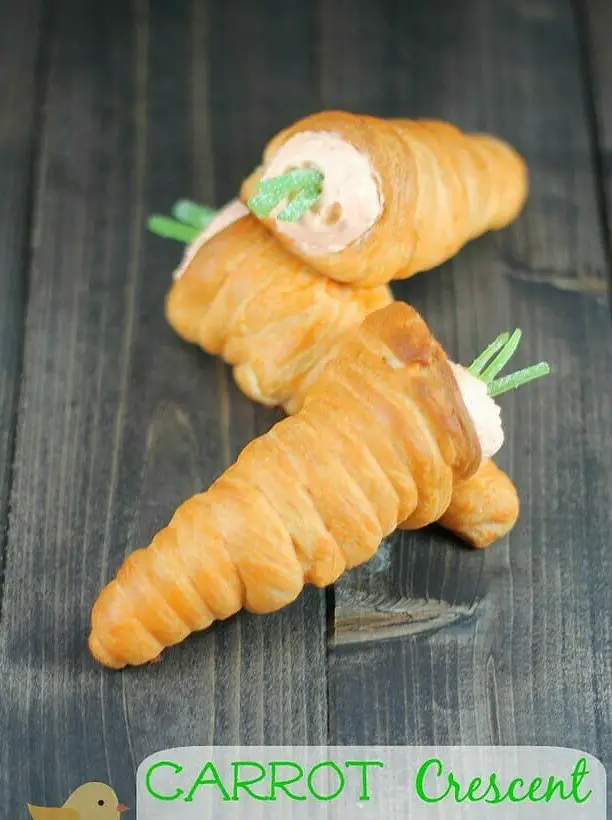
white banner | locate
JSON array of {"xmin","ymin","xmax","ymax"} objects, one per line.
[{"xmin": 136, "ymin": 745, "xmax": 606, "ymax": 818}]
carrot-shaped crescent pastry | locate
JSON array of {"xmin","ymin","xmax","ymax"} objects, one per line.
[
  {"xmin": 89, "ymin": 304, "xmax": 547, "ymax": 668},
  {"xmin": 241, "ymin": 111, "xmax": 528, "ymax": 286},
  {"xmin": 162, "ymin": 200, "xmax": 391, "ymax": 414},
  {"xmin": 152, "ymin": 201, "xmax": 518, "ymax": 547}
]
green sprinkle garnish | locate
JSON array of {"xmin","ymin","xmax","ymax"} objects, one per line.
[
  {"xmin": 172, "ymin": 199, "xmax": 216, "ymax": 230},
  {"xmin": 480, "ymin": 328, "xmax": 522, "ymax": 383},
  {"xmin": 147, "ymin": 215, "xmax": 199, "ymax": 243},
  {"xmin": 148, "ymin": 199, "xmax": 217, "ymax": 243},
  {"xmin": 469, "ymin": 329, "xmax": 550, "ymax": 396},
  {"xmin": 247, "ymin": 168, "xmax": 323, "ymax": 221},
  {"xmin": 468, "ymin": 332, "xmax": 510, "ymax": 377},
  {"xmin": 277, "ymin": 185, "xmax": 322, "ymax": 221},
  {"xmin": 489, "ymin": 362, "xmax": 551, "ymax": 397}
]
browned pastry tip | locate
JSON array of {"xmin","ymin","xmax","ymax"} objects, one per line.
[{"xmin": 436, "ymin": 458, "xmax": 519, "ymax": 548}]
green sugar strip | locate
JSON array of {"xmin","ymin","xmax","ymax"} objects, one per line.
[
  {"xmin": 247, "ymin": 168, "xmax": 323, "ymax": 221},
  {"xmin": 480, "ymin": 329, "xmax": 523, "ymax": 383},
  {"xmin": 172, "ymin": 199, "xmax": 217, "ymax": 230},
  {"xmin": 469, "ymin": 329, "xmax": 550, "ymax": 396},
  {"xmin": 468, "ymin": 332, "xmax": 510, "ymax": 377},
  {"xmin": 147, "ymin": 215, "xmax": 199, "ymax": 243},
  {"xmin": 489, "ymin": 362, "xmax": 551, "ymax": 397}
]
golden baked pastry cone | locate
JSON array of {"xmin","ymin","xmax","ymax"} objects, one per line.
[
  {"xmin": 90, "ymin": 303, "xmax": 493, "ymax": 668},
  {"xmin": 167, "ymin": 210, "xmax": 392, "ymax": 414},
  {"xmin": 241, "ymin": 111, "xmax": 528, "ymax": 286},
  {"xmin": 418, "ymin": 458, "xmax": 518, "ymax": 548},
  {"xmin": 166, "ymin": 207, "xmax": 517, "ymax": 547}
]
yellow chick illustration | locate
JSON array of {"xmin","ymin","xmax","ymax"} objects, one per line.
[{"xmin": 27, "ymin": 782, "xmax": 128, "ymax": 819}]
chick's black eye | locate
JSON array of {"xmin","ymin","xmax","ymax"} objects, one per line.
[{"xmin": 98, "ymin": 800, "xmax": 105, "ymax": 806}]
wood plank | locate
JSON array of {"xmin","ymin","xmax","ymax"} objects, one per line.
[
  {"xmin": 208, "ymin": 0, "xmax": 319, "ymax": 203},
  {"xmin": 581, "ymin": 0, "xmax": 612, "ymax": 261},
  {"xmin": 0, "ymin": 0, "xmax": 45, "ymax": 616},
  {"xmin": 321, "ymin": 0, "xmax": 612, "ymax": 779},
  {"xmin": 0, "ymin": 0, "xmax": 326, "ymax": 814}
]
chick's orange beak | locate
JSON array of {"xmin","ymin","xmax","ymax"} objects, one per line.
[{"xmin": 117, "ymin": 805, "xmax": 129, "ymax": 814}]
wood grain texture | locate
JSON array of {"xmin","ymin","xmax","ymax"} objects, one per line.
[
  {"xmin": 208, "ymin": 0, "xmax": 319, "ymax": 203},
  {"xmin": 0, "ymin": 0, "xmax": 45, "ymax": 618},
  {"xmin": 320, "ymin": 0, "xmax": 612, "ymax": 782},
  {"xmin": 581, "ymin": 0, "xmax": 612, "ymax": 267},
  {"xmin": 0, "ymin": 1, "xmax": 326, "ymax": 815}
]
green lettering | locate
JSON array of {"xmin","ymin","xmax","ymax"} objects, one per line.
[
  {"xmin": 415, "ymin": 758, "xmax": 452, "ymax": 804},
  {"xmin": 527, "ymin": 777, "xmax": 546, "ymax": 802},
  {"xmin": 184, "ymin": 761, "xmax": 231, "ymax": 803},
  {"xmin": 571, "ymin": 757, "xmax": 593, "ymax": 804},
  {"xmin": 505, "ymin": 777, "xmax": 527, "ymax": 802},
  {"xmin": 231, "ymin": 761, "xmax": 270, "ymax": 801},
  {"xmin": 447, "ymin": 772, "xmax": 463, "ymax": 801},
  {"xmin": 544, "ymin": 775, "xmax": 569, "ymax": 802},
  {"xmin": 464, "ymin": 776, "xmax": 485, "ymax": 802},
  {"xmin": 483, "ymin": 773, "xmax": 503, "ymax": 804},
  {"xmin": 345, "ymin": 760, "xmax": 384, "ymax": 801},
  {"xmin": 307, "ymin": 761, "xmax": 345, "ymax": 802},
  {"xmin": 269, "ymin": 761, "xmax": 306, "ymax": 801},
  {"xmin": 145, "ymin": 760, "xmax": 184, "ymax": 801}
]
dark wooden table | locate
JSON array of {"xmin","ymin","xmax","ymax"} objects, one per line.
[{"xmin": 1, "ymin": 0, "xmax": 611, "ymax": 815}]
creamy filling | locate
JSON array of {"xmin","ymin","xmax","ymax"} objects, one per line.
[
  {"xmin": 384, "ymin": 353, "xmax": 503, "ymax": 460},
  {"xmin": 173, "ymin": 199, "xmax": 249, "ymax": 280},
  {"xmin": 262, "ymin": 131, "xmax": 383, "ymax": 255},
  {"xmin": 449, "ymin": 362, "xmax": 504, "ymax": 460}
]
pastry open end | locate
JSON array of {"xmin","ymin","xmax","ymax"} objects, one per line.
[{"xmin": 241, "ymin": 111, "xmax": 528, "ymax": 286}]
